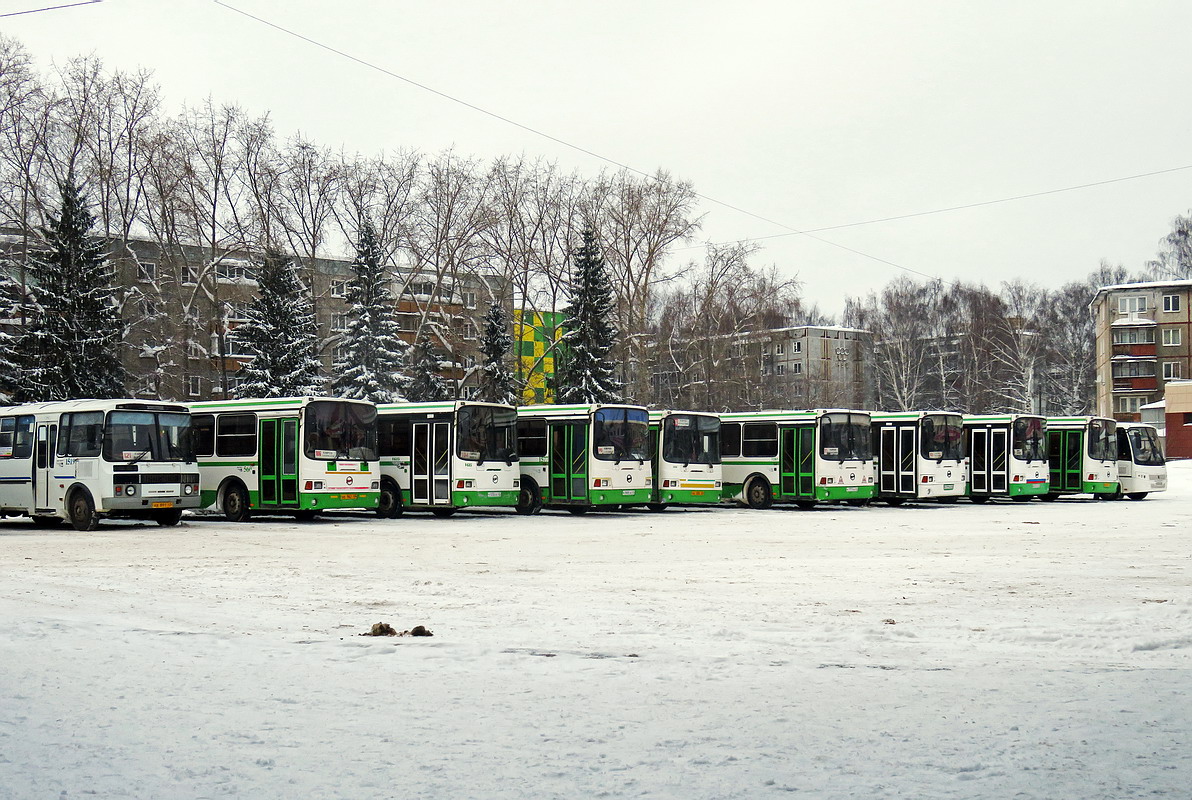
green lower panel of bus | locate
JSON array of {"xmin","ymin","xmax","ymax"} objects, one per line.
[
  {"xmin": 1079, "ymin": 480, "xmax": 1119, "ymax": 496},
  {"xmin": 450, "ymin": 489, "xmax": 519, "ymax": 508},
  {"xmin": 588, "ymin": 487, "xmax": 653, "ymax": 505},
  {"xmin": 652, "ymin": 488, "xmax": 721, "ymax": 505},
  {"xmin": 1009, "ymin": 482, "xmax": 1050, "ymax": 497},
  {"xmin": 198, "ymin": 489, "xmax": 379, "ymax": 511},
  {"xmin": 817, "ymin": 485, "xmax": 877, "ymax": 501}
]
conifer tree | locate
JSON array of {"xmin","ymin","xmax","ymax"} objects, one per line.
[
  {"xmin": 404, "ymin": 332, "xmax": 451, "ymax": 401},
  {"xmin": 10, "ymin": 178, "xmax": 126, "ymax": 401},
  {"xmin": 233, "ymin": 251, "xmax": 325, "ymax": 398},
  {"xmin": 332, "ymin": 221, "xmax": 409, "ymax": 402},
  {"xmin": 554, "ymin": 228, "xmax": 621, "ymax": 404},
  {"xmin": 477, "ymin": 301, "xmax": 517, "ymax": 405}
]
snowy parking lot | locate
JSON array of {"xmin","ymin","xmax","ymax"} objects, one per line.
[{"xmin": 2, "ymin": 465, "xmax": 1191, "ymax": 799}]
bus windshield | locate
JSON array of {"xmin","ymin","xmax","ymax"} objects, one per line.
[
  {"xmin": 1126, "ymin": 427, "xmax": 1165, "ymax": 466},
  {"xmin": 103, "ymin": 411, "xmax": 195, "ymax": 463},
  {"xmin": 457, "ymin": 404, "xmax": 518, "ymax": 463},
  {"xmin": 1012, "ymin": 417, "xmax": 1046, "ymax": 462},
  {"xmin": 662, "ymin": 414, "xmax": 721, "ymax": 465},
  {"xmin": 593, "ymin": 407, "xmax": 650, "ymax": 461},
  {"xmin": 819, "ymin": 412, "xmax": 872, "ymax": 462},
  {"xmin": 920, "ymin": 414, "xmax": 963, "ymax": 461},
  {"xmin": 305, "ymin": 401, "xmax": 378, "ymax": 461},
  {"xmin": 1088, "ymin": 418, "xmax": 1116, "ymax": 462}
]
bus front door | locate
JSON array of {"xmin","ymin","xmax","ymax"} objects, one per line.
[
  {"xmin": 549, "ymin": 422, "xmax": 588, "ymax": 503},
  {"xmin": 259, "ymin": 417, "xmax": 299, "ymax": 508},
  {"xmin": 878, "ymin": 425, "xmax": 916, "ymax": 495},
  {"xmin": 412, "ymin": 421, "xmax": 452, "ymax": 505},
  {"xmin": 970, "ymin": 427, "xmax": 1008, "ymax": 495},
  {"xmin": 1048, "ymin": 430, "xmax": 1082, "ymax": 492},
  {"xmin": 779, "ymin": 426, "xmax": 815, "ymax": 500}
]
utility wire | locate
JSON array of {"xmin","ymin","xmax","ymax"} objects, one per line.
[{"xmin": 0, "ymin": 0, "xmax": 101, "ymax": 18}]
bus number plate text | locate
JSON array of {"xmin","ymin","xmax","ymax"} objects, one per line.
[{"xmin": 151, "ymin": 502, "xmax": 173, "ymax": 509}]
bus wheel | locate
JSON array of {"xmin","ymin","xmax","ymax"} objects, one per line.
[
  {"xmin": 646, "ymin": 503, "xmax": 668, "ymax": 512},
  {"xmin": 432, "ymin": 508, "xmax": 457, "ymax": 518},
  {"xmin": 154, "ymin": 509, "xmax": 183, "ymax": 527},
  {"xmin": 67, "ymin": 489, "xmax": 99, "ymax": 532},
  {"xmin": 744, "ymin": 477, "xmax": 772, "ymax": 509},
  {"xmin": 30, "ymin": 515, "xmax": 64, "ymax": 528},
  {"xmin": 970, "ymin": 495, "xmax": 990, "ymax": 504},
  {"xmin": 1127, "ymin": 492, "xmax": 1149, "ymax": 500},
  {"xmin": 566, "ymin": 506, "xmax": 590, "ymax": 515},
  {"xmin": 377, "ymin": 479, "xmax": 403, "ymax": 518},
  {"xmin": 515, "ymin": 480, "xmax": 542, "ymax": 516},
  {"xmin": 222, "ymin": 482, "xmax": 251, "ymax": 523}
]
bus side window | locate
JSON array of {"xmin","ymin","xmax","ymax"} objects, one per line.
[
  {"xmin": 192, "ymin": 415, "xmax": 215, "ymax": 457},
  {"xmin": 742, "ymin": 423, "xmax": 778, "ymax": 457},
  {"xmin": 720, "ymin": 423, "xmax": 741, "ymax": 457},
  {"xmin": 216, "ymin": 413, "xmax": 257, "ymax": 457},
  {"xmin": 1117, "ymin": 429, "xmax": 1132, "ymax": 461},
  {"xmin": 0, "ymin": 417, "xmax": 14, "ymax": 458},
  {"xmin": 59, "ymin": 411, "xmax": 104, "ymax": 457},
  {"xmin": 13, "ymin": 417, "xmax": 34, "ymax": 459},
  {"xmin": 378, "ymin": 417, "xmax": 412, "ymax": 458},
  {"xmin": 517, "ymin": 418, "xmax": 547, "ymax": 458}
]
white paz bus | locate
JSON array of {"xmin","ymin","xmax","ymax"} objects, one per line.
[
  {"xmin": 0, "ymin": 399, "xmax": 200, "ymax": 530},
  {"xmin": 719, "ymin": 410, "xmax": 875, "ymax": 509},
  {"xmin": 515, "ymin": 404, "xmax": 653, "ymax": 514},
  {"xmin": 188, "ymin": 397, "xmax": 380, "ymax": 520},
  {"xmin": 375, "ymin": 400, "xmax": 520, "ymax": 517},
  {"xmin": 1115, "ymin": 422, "xmax": 1166, "ymax": 500}
]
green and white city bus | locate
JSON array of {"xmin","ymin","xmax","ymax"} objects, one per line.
[
  {"xmin": 0, "ymin": 399, "xmax": 200, "ymax": 530},
  {"xmin": 515, "ymin": 404, "xmax": 652, "ymax": 514},
  {"xmin": 962, "ymin": 414, "xmax": 1049, "ymax": 502},
  {"xmin": 719, "ymin": 410, "xmax": 876, "ymax": 509},
  {"xmin": 1114, "ymin": 422, "xmax": 1166, "ymax": 500},
  {"xmin": 188, "ymin": 397, "xmax": 380, "ymax": 521},
  {"xmin": 870, "ymin": 411, "xmax": 966, "ymax": 504},
  {"xmin": 1044, "ymin": 416, "xmax": 1118, "ymax": 500},
  {"xmin": 375, "ymin": 400, "xmax": 519, "ymax": 517},
  {"xmin": 645, "ymin": 410, "xmax": 722, "ymax": 511}
]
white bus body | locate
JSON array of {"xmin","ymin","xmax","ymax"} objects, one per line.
[
  {"xmin": 0, "ymin": 399, "xmax": 200, "ymax": 530},
  {"xmin": 871, "ymin": 411, "xmax": 966, "ymax": 503},
  {"xmin": 962, "ymin": 414, "xmax": 1049, "ymax": 501},
  {"xmin": 515, "ymin": 404, "xmax": 652, "ymax": 514},
  {"xmin": 1044, "ymin": 416, "xmax": 1118, "ymax": 499},
  {"xmin": 718, "ymin": 410, "xmax": 876, "ymax": 508},
  {"xmin": 647, "ymin": 410, "xmax": 722, "ymax": 509},
  {"xmin": 1115, "ymin": 422, "xmax": 1166, "ymax": 500},
  {"xmin": 376, "ymin": 401, "xmax": 519, "ymax": 517},
  {"xmin": 188, "ymin": 397, "xmax": 380, "ymax": 520}
]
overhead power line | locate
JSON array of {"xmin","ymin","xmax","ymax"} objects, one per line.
[{"xmin": 0, "ymin": 0, "xmax": 101, "ymax": 19}]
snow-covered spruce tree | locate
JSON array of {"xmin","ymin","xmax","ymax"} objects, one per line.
[
  {"xmin": 10, "ymin": 178, "xmax": 126, "ymax": 401},
  {"xmin": 553, "ymin": 228, "xmax": 621, "ymax": 404},
  {"xmin": 477, "ymin": 301, "xmax": 517, "ymax": 404},
  {"xmin": 232, "ymin": 251, "xmax": 325, "ymax": 398},
  {"xmin": 332, "ymin": 221, "xmax": 409, "ymax": 402},
  {"xmin": 404, "ymin": 332, "xmax": 452, "ymax": 401}
]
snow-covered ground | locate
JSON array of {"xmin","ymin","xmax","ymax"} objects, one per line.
[{"xmin": 2, "ymin": 466, "xmax": 1191, "ymax": 800}]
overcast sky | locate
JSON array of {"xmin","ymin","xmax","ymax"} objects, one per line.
[{"xmin": 6, "ymin": 0, "xmax": 1192, "ymax": 315}]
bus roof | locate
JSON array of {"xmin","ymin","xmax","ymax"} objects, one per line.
[{"xmin": 187, "ymin": 396, "xmax": 374, "ymax": 411}]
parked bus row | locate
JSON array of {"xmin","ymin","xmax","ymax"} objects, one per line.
[{"xmin": 0, "ymin": 398, "xmax": 1168, "ymax": 530}]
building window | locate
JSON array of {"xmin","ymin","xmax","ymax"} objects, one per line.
[
  {"xmin": 188, "ymin": 340, "xmax": 206, "ymax": 359},
  {"xmin": 187, "ymin": 376, "xmax": 201, "ymax": 397},
  {"xmin": 215, "ymin": 259, "xmax": 256, "ymax": 283},
  {"xmin": 330, "ymin": 279, "xmax": 348, "ymax": 298},
  {"xmin": 1164, "ymin": 294, "xmax": 1182, "ymax": 313},
  {"xmin": 137, "ymin": 261, "xmax": 157, "ymax": 282},
  {"xmin": 1112, "ymin": 361, "xmax": 1155, "ymax": 378},
  {"xmin": 1117, "ymin": 396, "xmax": 1149, "ymax": 414},
  {"xmin": 792, "ymin": 341, "xmax": 802, "ymax": 354},
  {"xmin": 224, "ymin": 302, "xmax": 251, "ymax": 323},
  {"xmin": 1163, "ymin": 361, "xmax": 1182, "ymax": 380},
  {"xmin": 792, "ymin": 362, "xmax": 803, "ymax": 375},
  {"xmin": 1162, "ymin": 328, "xmax": 1182, "ymax": 347},
  {"xmin": 462, "ymin": 291, "xmax": 477, "ymax": 308},
  {"xmin": 775, "ymin": 343, "xmax": 785, "ymax": 355},
  {"xmin": 183, "ymin": 263, "xmax": 200, "ymax": 285},
  {"xmin": 776, "ymin": 364, "xmax": 785, "ymax": 376},
  {"xmin": 1118, "ymin": 295, "xmax": 1148, "ymax": 315},
  {"xmin": 331, "ymin": 313, "xmax": 349, "ymax": 332},
  {"xmin": 1113, "ymin": 327, "xmax": 1156, "ymax": 344}
]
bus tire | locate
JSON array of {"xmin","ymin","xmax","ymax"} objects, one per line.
[
  {"xmin": 970, "ymin": 495, "xmax": 990, "ymax": 504},
  {"xmin": 432, "ymin": 508, "xmax": 457, "ymax": 518},
  {"xmin": 646, "ymin": 503, "xmax": 668, "ymax": 512},
  {"xmin": 30, "ymin": 515, "xmax": 64, "ymax": 528},
  {"xmin": 1127, "ymin": 492, "xmax": 1149, "ymax": 500},
  {"xmin": 153, "ymin": 509, "xmax": 183, "ymax": 527},
  {"xmin": 377, "ymin": 479, "xmax": 403, "ymax": 518},
  {"xmin": 515, "ymin": 478, "xmax": 542, "ymax": 516},
  {"xmin": 744, "ymin": 476, "xmax": 772, "ymax": 509},
  {"xmin": 222, "ymin": 481, "xmax": 251, "ymax": 523},
  {"xmin": 67, "ymin": 489, "xmax": 99, "ymax": 532}
]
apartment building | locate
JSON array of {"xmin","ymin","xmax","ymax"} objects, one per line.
[{"xmin": 1091, "ymin": 280, "xmax": 1192, "ymax": 421}]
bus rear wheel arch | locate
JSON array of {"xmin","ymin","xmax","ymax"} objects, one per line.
[
  {"xmin": 67, "ymin": 487, "xmax": 99, "ymax": 531},
  {"xmin": 377, "ymin": 478, "xmax": 403, "ymax": 518},
  {"xmin": 220, "ymin": 480, "xmax": 251, "ymax": 523}
]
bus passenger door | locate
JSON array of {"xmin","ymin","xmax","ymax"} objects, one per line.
[
  {"xmin": 432, "ymin": 422, "xmax": 451, "ymax": 504},
  {"xmin": 780, "ymin": 427, "xmax": 797, "ymax": 496},
  {"xmin": 549, "ymin": 423, "xmax": 588, "ymax": 502},
  {"xmin": 989, "ymin": 429, "xmax": 1008, "ymax": 493},
  {"xmin": 258, "ymin": 417, "xmax": 299, "ymax": 508},
  {"xmin": 879, "ymin": 426, "xmax": 897, "ymax": 493},
  {"xmin": 412, "ymin": 422, "xmax": 431, "ymax": 504},
  {"xmin": 970, "ymin": 428, "xmax": 988, "ymax": 493},
  {"xmin": 898, "ymin": 426, "xmax": 915, "ymax": 494},
  {"xmin": 796, "ymin": 426, "xmax": 815, "ymax": 498},
  {"xmin": 34, "ymin": 423, "xmax": 56, "ymax": 510}
]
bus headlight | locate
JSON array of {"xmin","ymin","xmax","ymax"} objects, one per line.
[
  {"xmin": 183, "ymin": 484, "xmax": 194, "ymax": 496},
  {"xmin": 125, "ymin": 485, "xmax": 137, "ymax": 497}
]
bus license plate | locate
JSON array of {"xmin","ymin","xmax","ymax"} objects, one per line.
[
  {"xmin": 622, "ymin": 489, "xmax": 635, "ymax": 495},
  {"xmin": 151, "ymin": 502, "xmax": 173, "ymax": 509},
  {"xmin": 487, "ymin": 491, "xmax": 501, "ymax": 497},
  {"xmin": 691, "ymin": 491, "xmax": 704, "ymax": 496},
  {"xmin": 944, "ymin": 484, "xmax": 954, "ymax": 490},
  {"xmin": 846, "ymin": 486, "xmax": 858, "ymax": 492}
]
